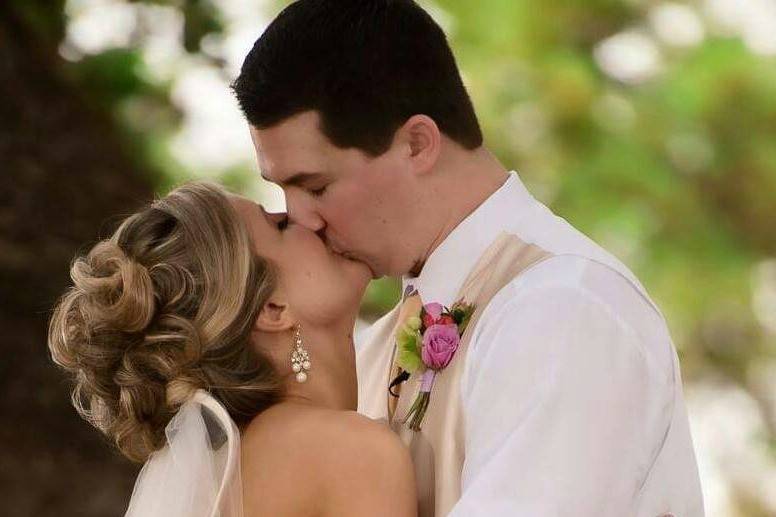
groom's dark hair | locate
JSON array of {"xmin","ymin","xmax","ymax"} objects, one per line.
[{"xmin": 231, "ymin": 0, "xmax": 483, "ymax": 156}]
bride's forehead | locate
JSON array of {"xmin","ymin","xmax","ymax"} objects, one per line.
[{"xmin": 228, "ymin": 196, "xmax": 263, "ymax": 219}]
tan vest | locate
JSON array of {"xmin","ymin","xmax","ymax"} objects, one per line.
[{"xmin": 358, "ymin": 232, "xmax": 554, "ymax": 516}]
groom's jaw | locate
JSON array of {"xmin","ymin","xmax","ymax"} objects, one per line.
[{"xmin": 408, "ymin": 258, "xmax": 424, "ymax": 278}]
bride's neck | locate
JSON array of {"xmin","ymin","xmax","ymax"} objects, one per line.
[{"xmin": 278, "ymin": 324, "xmax": 358, "ymax": 411}]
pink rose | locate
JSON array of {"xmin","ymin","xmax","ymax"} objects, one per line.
[
  {"xmin": 422, "ymin": 323, "xmax": 460, "ymax": 370},
  {"xmin": 424, "ymin": 302, "xmax": 443, "ymax": 320},
  {"xmin": 422, "ymin": 302, "xmax": 444, "ymax": 328}
]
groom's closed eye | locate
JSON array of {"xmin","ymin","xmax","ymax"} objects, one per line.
[
  {"xmin": 296, "ymin": 176, "xmax": 329, "ymax": 198},
  {"xmin": 308, "ymin": 185, "xmax": 327, "ymax": 197}
]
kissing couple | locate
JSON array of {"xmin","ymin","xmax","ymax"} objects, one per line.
[{"xmin": 48, "ymin": 1, "xmax": 704, "ymax": 516}]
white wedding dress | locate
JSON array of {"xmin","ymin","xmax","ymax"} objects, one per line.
[{"xmin": 124, "ymin": 389, "xmax": 244, "ymax": 517}]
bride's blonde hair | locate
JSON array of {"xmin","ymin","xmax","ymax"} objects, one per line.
[{"xmin": 48, "ymin": 181, "xmax": 282, "ymax": 463}]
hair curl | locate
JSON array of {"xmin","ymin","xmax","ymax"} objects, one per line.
[{"xmin": 48, "ymin": 181, "xmax": 282, "ymax": 463}]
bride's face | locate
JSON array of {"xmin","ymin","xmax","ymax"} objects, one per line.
[{"xmin": 230, "ymin": 195, "xmax": 371, "ymax": 326}]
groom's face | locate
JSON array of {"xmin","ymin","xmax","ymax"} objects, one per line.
[{"xmin": 249, "ymin": 110, "xmax": 416, "ymax": 278}]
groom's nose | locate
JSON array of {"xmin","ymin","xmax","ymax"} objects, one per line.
[{"xmin": 287, "ymin": 202, "xmax": 326, "ymax": 234}]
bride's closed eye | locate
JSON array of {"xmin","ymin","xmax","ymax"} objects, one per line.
[{"xmin": 277, "ymin": 216, "xmax": 290, "ymax": 231}]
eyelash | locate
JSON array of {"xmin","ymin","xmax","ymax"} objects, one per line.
[
  {"xmin": 277, "ymin": 216, "xmax": 289, "ymax": 231},
  {"xmin": 309, "ymin": 186, "xmax": 327, "ymax": 197}
]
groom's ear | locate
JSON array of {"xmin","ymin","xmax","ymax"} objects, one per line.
[
  {"xmin": 253, "ymin": 291, "xmax": 296, "ymax": 333},
  {"xmin": 400, "ymin": 114, "xmax": 441, "ymax": 175}
]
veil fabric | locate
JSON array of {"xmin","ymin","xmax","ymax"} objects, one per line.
[{"xmin": 124, "ymin": 389, "xmax": 243, "ymax": 517}]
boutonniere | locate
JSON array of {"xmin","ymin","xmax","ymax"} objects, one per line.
[{"xmin": 395, "ymin": 299, "xmax": 476, "ymax": 431}]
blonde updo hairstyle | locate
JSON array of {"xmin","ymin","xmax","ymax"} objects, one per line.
[{"xmin": 48, "ymin": 181, "xmax": 283, "ymax": 463}]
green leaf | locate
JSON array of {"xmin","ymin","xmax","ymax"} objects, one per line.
[
  {"xmin": 397, "ymin": 328, "xmax": 422, "ymax": 373},
  {"xmin": 397, "ymin": 348, "xmax": 423, "ymax": 373},
  {"xmin": 406, "ymin": 316, "xmax": 422, "ymax": 331},
  {"xmin": 397, "ymin": 326, "xmax": 416, "ymax": 348},
  {"xmin": 453, "ymin": 303, "xmax": 476, "ymax": 333}
]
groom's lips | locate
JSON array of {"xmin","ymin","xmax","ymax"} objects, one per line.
[{"xmin": 329, "ymin": 245, "xmax": 351, "ymax": 260}]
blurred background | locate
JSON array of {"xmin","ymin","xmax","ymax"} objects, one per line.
[{"xmin": 2, "ymin": 0, "xmax": 775, "ymax": 515}]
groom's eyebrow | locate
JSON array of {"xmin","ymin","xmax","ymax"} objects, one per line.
[{"xmin": 261, "ymin": 171, "xmax": 325, "ymax": 187}]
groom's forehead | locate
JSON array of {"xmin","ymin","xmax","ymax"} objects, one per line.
[
  {"xmin": 249, "ymin": 111, "xmax": 328, "ymax": 151},
  {"xmin": 249, "ymin": 124, "xmax": 321, "ymax": 163}
]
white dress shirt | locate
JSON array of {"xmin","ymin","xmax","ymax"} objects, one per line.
[{"xmin": 356, "ymin": 171, "xmax": 704, "ymax": 516}]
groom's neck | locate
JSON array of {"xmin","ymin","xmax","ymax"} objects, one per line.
[{"xmin": 411, "ymin": 146, "xmax": 509, "ymax": 277}]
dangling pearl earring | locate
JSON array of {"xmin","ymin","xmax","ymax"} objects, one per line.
[{"xmin": 291, "ymin": 325, "xmax": 311, "ymax": 383}]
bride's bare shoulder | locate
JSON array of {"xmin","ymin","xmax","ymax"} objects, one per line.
[
  {"xmin": 242, "ymin": 403, "xmax": 394, "ymax": 446},
  {"xmin": 241, "ymin": 404, "xmax": 417, "ymax": 516},
  {"xmin": 241, "ymin": 403, "xmax": 409, "ymax": 472}
]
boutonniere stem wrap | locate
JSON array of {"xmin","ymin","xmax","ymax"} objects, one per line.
[{"xmin": 395, "ymin": 300, "xmax": 475, "ymax": 431}]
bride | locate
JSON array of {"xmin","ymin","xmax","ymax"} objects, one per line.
[{"xmin": 47, "ymin": 181, "xmax": 418, "ymax": 516}]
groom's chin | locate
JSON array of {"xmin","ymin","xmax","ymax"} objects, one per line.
[
  {"xmin": 359, "ymin": 259, "xmax": 380, "ymax": 282},
  {"xmin": 356, "ymin": 258, "xmax": 379, "ymax": 281},
  {"xmin": 352, "ymin": 255, "xmax": 380, "ymax": 280}
]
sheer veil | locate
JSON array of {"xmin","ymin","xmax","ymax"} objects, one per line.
[{"xmin": 124, "ymin": 389, "xmax": 243, "ymax": 517}]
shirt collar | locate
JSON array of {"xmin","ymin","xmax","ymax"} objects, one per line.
[{"xmin": 401, "ymin": 170, "xmax": 538, "ymax": 306}]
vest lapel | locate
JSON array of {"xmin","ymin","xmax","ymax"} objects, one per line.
[{"xmin": 386, "ymin": 231, "xmax": 555, "ymax": 516}]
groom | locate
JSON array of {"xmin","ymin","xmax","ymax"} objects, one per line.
[{"xmin": 233, "ymin": 0, "xmax": 704, "ymax": 515}]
